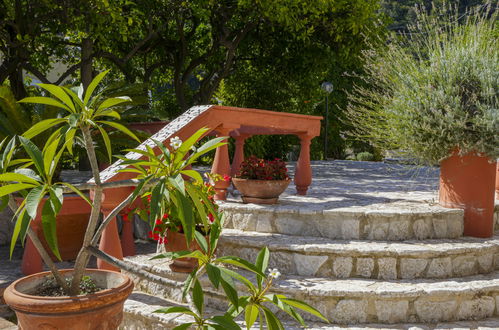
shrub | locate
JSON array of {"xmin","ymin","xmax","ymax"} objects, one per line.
[
  {"xmin": 347, "ymin": 5, "xmax": 498, "ymax": 164},
  {"xmin": 356, "ymin": 151, "xmax": 374, "ymax": 161}
]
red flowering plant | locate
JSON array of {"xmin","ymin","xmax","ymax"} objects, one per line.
[
  {"xmin": 237, "ymin": 155, "xmax": 289, "ymax": 180},
  {"xmin": 118, "ymin": 127, "xmax": 227, "ymax": 246},
  {"xmin": 136, "ymin": 173, "xmax": 221, "ymax": 244}
]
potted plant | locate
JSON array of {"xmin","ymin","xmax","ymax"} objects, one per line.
[
  {"xmin": 0, "ymin": 71, "xmax": 225, "ymax": 329},
  {"xmin": 232, "ymin": 156, "xmax": 291, "ymax": 204},
  {"xmin": 120, "ymin": 137, "xmax": 225, "ymax": 273},
  {"xmin": 347, "ymin": 7, "xmax": 498, "ymax": 237}
]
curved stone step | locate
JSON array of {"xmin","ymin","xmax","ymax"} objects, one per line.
[
  {"xmin": 123, "ymin": 253, "xmax": 499, "ymax": 325},
  {"xmin": 218, "ymin": 229, "xmax": 499, "ymax": 279},
  {"xmin": 122, "ymin": 291, "xmax": 499, "ymax": 329},
  {"xmin": 220, "ymin": 201, "xmax": 464, "ymax": 241}
]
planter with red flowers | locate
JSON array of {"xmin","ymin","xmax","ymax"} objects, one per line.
[{"xmin": 232, "ymin": 156, "xmax": 291, "ymax": 204}]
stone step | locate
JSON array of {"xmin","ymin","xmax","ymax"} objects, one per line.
[
  {"xmin": 121, "ymin": 291, "xmax": 499, "ymax": 329},
  {"xmin": 220, "ymin": 201, "xmax": 465, "ymax": 241},
  {"xmin": 218, "ymin": 229, "xmax": 499, "ymax": 279},
  {"xmin": 123, "ymin": 253, "xmax": 499, "ymax": 324}
]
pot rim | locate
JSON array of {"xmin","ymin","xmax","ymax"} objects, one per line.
[
  {"xmin": 4, "ymin": 268, "xmax": 134, "ymax": 313},
  {"xmin": 232, "ymin": 177, "xmax": 291, "ymax": 183}
]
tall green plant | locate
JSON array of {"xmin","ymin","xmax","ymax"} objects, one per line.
[
  {"xmin": 347, "ymin": 4, "xmax": 498, "ymax": 164},
  {"xmin": 153, "ymin": 216, "xmax": 328, "ymax": 330}
]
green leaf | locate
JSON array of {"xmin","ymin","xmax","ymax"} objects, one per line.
[
  {"xmin": 206, "ymin": 263, "xmax": 221, "ymax": 289},
  {"xmin": 97, "ymin": 125, "xmax": 112, "ymax": 163},
  {"xmin": 218, "ymin": 267, "xmax": 256, "ymax": 293},
  {"xmin": 255, "ymin": 247, "xmax": 270, "ymax": 289},
  {"xmin": 0, "ymin": 183, "xmax": 36, "ymax": 197},
  {"xmin": 182, "ymin": 269, "xmax": 196, "ymax": 301},
  {"xmin": 64, "ymin": 128, "xmax": 77, "ymax": 155},
  {"xmin": 173, "ymin": 127, "xmax": 209, "ymax": 165},
  {"xmin": 97, "ymin": 120, "xmax": 140, "ymax": 142},
  {"xmin": 154, "ymin": 306, "xmax": 197, "ymax": 317},
  {"xmin": 14, "ymin": 168, "xmax": 41, "ymax": 182},
  {"xmin": 96, "ymin": 96, "xmax": 131, "ymax": 112},
  {"xmin": 172, "ymin": 324, "xmax": 193, "ymax": 330},
  {"xmin": 0, "ymin": 195, "xmax": 8, "ymax": 211},
  {"xmin": 266, "ymin": 294, "xmax": 305, "ymax": 327},
  {"xmin": 172, "ymin": 190, "xmax": 194, "ymax": 244},
  {"xmin": 187, "ymin": 137, "xmax": 227, "ymax": 165},
  {"xmin": 280, "ymin": 298, "xmax": 328, "ymax": 322},
  {"xmin": 168, "ymin": 174, "xmax": 185, "ymax": 195},
  {"xmin": 245, "ymin": 304, "xmax": 259, "ymax": 329},
  {"xmin": 37, "ymin": 84, "xmax": 76, "ymax": 112},
  {"xmin": 10, "ymin": 208, "xmax": 31, "ymax": 258},
  {"xmin": 84, "ymin": 70, "xmax": 109, "ymax": 105},
  {"xmin": 180, "ymin": 169, "xmax": 203, "ymax": 183},
  {"xmin": 43, "ymin": 137, "xmax": 61, "ymax": 176},
  {"xmin": 216, "ymin": 256, "xmax": 266, "ymax": 278},
  {"xmin": 262, "ymin": 306, "xmax": 285, "ymax": 330},
  {"xmin": 41, "ymin": 196, "xmax": 61, "ymax": 260},
  {"xmin": 22, "ymin": 118, "xmax": 67, "ymax": 139},
  {"xmin": 220, "ymin": 272, "xmax": 239, "ymax": 309},
  {"xmin": 19, "ymin": 137, "xmax": 45, "ymax": 178},
  {"xmin": 25, "ymin": 185, "xmax": 46, "ymax": 219},
  {"xmin": 186, "ymin": 184, "xmax": 209, "ymax": 229},
  {"xmin": 194, "ymin": 230, "xmax": 208, "ymax": 253},
  {"xmin": 192, "ymin": 279, "xmax": 204, "ymax": 315},
  {"xmin": 68, "ymin": 113, "xmax": 79, "ymax": 127},
  {"xmin": 61, "ymin": 86, "xmax": 84, "ymax": 109},
  {"xmin": 18, "ymin": 97, "xmax": 71, "ymax": 112},
  {"xmin": 210, "ymin": 315, "xmax": 241, "ymax": 330},
  {"xmin": 0, "ymin": 173, "xmax": 39, "ymax": 185},
  {"xmin": 209, "ymin": 218, "xmax": 221, "ymax": 254}
]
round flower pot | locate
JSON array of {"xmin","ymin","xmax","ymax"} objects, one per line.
[
  {"xmin": 232, "ymin": 178, "xmax": 290, "ymax": 204},
  {"xmin": 3, "ymin": 269, "xmax": 134, "ymax": 330},
  {"xmin": 439, "ymin": 151, "xmax": 496, "ymax": 238},
  {"xmin": 166, "ymin": 230, "xmax": 205, "ymax": 273}
]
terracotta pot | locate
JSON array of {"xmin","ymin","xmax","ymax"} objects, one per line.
[
  {"xmin": 166, "ymin": 230, "xmax": 205, "ymax": 273},
  {"xmin": 232, "ymin": 178, "xmax": 290, "ymax": 204},
  {"xmin": 3, "ymin": 269, "xmax": 134, "ymax": 330},
  {"xmin": 439, "ymin": 151, "xmax": 496, "ymax": 238},
  {"xmin": 495, "ymin": 162, "xmax": 499, "ymax": 197}
]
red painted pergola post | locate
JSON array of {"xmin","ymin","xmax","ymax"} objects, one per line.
[
  {"xmin": 231, "ymin": 134, "xmax": 250, "ymax": 177},
  {"xmin": 211, "ymin": 126, "xmax": 235, "ymax": 200},
  {"xmin": 294, "ymin": 135, "xmax": 313, "ymax": 195}
]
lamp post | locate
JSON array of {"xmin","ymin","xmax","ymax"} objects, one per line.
[{"xmin": 321, "ymin": 81, "xmax": 333, "ymax": 160}]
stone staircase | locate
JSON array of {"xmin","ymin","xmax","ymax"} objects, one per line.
[{"xmin": 121, "ymin": 200, "xmax": 499, "ymax": 328}]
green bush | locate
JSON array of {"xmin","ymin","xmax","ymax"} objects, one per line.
[
  {"xmin": 356, "ymin": 151, "xmax": 375, "ymax": 161},
  {"xmin": 347, "ymin": 5, "xmax": 498, "ymax": 165}
]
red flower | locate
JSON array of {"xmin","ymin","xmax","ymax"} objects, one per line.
[
  {"xmin": 148, "ymin": 231, "xmax": 153, "ymax": 238},
  {"xmin": 122, "ymin": 214, "xmax": 129, "ymax": 222},
  {"xmin": 208, "ymin": 213, "xmax": 214, "ymax": 223},
  {"xmin": 155, "ymin": 219, "xmax": 162, "ymax": 225},
  {"xmin": 163, "ymin": 237, "xmax": 168, "ymax": 244},
  {"xmin": 163, "ymin": 214, "xmax": 169, "ymax": 219},
  {"xmin": 223, "ymin": 174, "xmax": 231, "ymax": 182},
  {"xmin": 153, "ymin": 233, "xmax": 159, "ymax": 241}
]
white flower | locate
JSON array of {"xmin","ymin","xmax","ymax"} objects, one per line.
[
  {"xmin": 268, "ymin": 268, "xmax": 281, "ymax": 279},
  {"xmin": 170, "ymin": 136, "xmax": 182, "ymax": 150},
  {"xmin": 190, "ymin": 145, "xmax": 197, "ymax": 152}
]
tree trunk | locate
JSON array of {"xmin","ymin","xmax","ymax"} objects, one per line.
[{"xmin": 81, "ymin": 38, "xmax": 94, "ymax": 91}]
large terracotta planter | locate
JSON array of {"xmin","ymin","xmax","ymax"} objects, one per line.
[
  {"xmin": 3, "ymin": 269, "xmax": 134, "ymax": 330},
  {"xmin": 232, "ymin": 178, "xmax": 290, "ymax": 204},
  {"xmin": 18, "ymin": 195, "xmax": 91, "ymax": 275},
  {"xmin": 439, "ymin": 151, "xmax": 496, "ymax": 238},
  {"xmin": 495, "ymin": 162, "xmax": 499, "ymax": 197},
  {"xmin": 166, "ymin": 230, "xmax": 205, "ymax": 273}
]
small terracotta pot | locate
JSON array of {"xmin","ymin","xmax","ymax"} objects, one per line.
[
  {"xmin": 166, "ymin": 230, "xmax": 205, "ymax": 273},
  {"xmin": 232, "ymin": 178, "xmax": 290, "ymax": 204},
  {"xmin": 3, "ymin": 269, "xmax": 134, "ymax": 330},
  {"xmin": 495, "ymin": 162, "xmax": 499, "ymax": 197},
  {"xmin": 439, "ymin": 151, "xmax": 496, "ymax": 238}
]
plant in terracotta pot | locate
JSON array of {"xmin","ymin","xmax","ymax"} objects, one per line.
[
  {"xmin": 232, "ymin": 155, "xmax": 291, "ymax": 204},
  {"xmin": 0, "ymin": 71, "xmax": 225, "ymax": 329},
  {"xmin": 121, "ymin": 135, "xmax": 225, "ymax": 273},
  {"xmin": 347, "ymin": 6, "xmax": 498, "ymax": 237}
]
